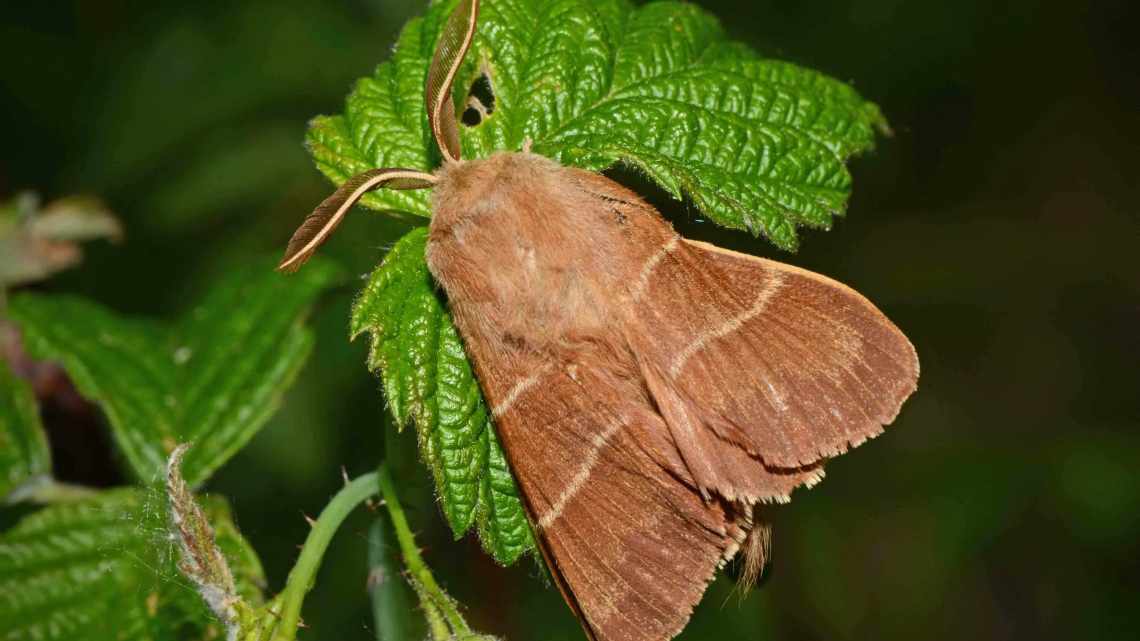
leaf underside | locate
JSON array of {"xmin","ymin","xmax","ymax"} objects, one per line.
[
  {"xmin": 315, "ymin": 0, "xmax": 885, "ymax": 563},
  {"xmin": 0, "ymin": 489, "xmax": 264, "ymax": 641},
  {"xmin": 6, "ymin": 258, "xmax": 340, "ymax": 487}
]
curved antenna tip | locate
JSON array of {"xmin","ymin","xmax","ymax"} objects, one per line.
[{"xmin": 426, "ymin": 0, "xmax": 480, "ymax": 164}]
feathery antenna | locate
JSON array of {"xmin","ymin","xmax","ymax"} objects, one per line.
[
  {"xmin": 426, "ymin": 0, "xmax": 480, "ymax": 164},
  {"xmin": 278, "ymin": 168, "xmax": 435, "ymax": 272}
]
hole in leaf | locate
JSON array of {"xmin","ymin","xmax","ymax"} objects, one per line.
[
  {"xmin": 461, "ymin": 72, "xmax": 495, "ymax": 127},
  {"xmin": 469, "ymin": 72, "xmax": 496, "ymax": 113},
  {"xmin": 461, "ymin": 103, "xmax": 484, "ymax": 126}
]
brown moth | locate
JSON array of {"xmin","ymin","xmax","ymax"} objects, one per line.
[{"xmin": 280, "ymin": 1, "xmax": 919, "ymax": 640}]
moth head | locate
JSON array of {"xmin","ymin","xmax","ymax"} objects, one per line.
[{"xmin": 277, "ymin": 0, "xmax": 481, "ymax": 272}]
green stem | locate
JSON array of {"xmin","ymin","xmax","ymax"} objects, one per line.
[
  {"xmin": 367, "ymin": 516, "xmax": 417, "ymax": 641},
  {"xmin": 274, "ymin": 472, "xmax": 381, "ymax": 639},
  {"xmin": 377, "ymin": 463, "xmax": 472, "ymax": 638}
]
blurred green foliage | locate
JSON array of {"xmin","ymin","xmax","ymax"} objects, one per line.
[{"xmin": 1, "ymin": 1, "xmax": 1136, "ymax": 640}]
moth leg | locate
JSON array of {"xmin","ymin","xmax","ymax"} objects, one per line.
[{"xmin": 737, "ymin": 509, "xmax": 772, "ymax": 591}]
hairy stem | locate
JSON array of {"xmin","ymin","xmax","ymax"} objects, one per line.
[
  {"xmin": 377, "ymin": 463, "xmax": 472, "ymax": 638},
  {"xmin": 275, "ymin": 472, "xmax": 380, "ymax": 639},
  {"xmin": 270, "ymin": 465, "xmax": 471, "ymax": 641}
]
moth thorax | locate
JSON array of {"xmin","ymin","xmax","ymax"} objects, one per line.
[{"xmin": 427, "ymin": 153, "xmax": 626, "ymax": 343}]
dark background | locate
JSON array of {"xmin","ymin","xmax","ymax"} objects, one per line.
[{"xmin": 2, "ymin": 0, "xmax": 1137, "ymax": 639}]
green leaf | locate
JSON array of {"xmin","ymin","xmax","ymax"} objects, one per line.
[
  {"xmin": 308, "ymin": 0, "xmax": 884, "ymax": 249},
  {"xmin": 304, "ymin": 7, "xmax": 438, "ymax": 219},
  {"xmin": 0, "ymin": 358, "xmax": 52, "ymax": 502},
  {"xmin": 352, "ymin": 229, "xmax": 532, "ymax": 564},
  {"xmin": 6, "ymin": 258, "xmax": 341, "ymax": 486},
  {"xmin": 0, "ymin": 488, "xmax": 265, "ymax": 641}
]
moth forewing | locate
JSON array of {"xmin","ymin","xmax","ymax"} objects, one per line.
[
  {"xmin": 424, "ymin": 153, "xmax": 876, "ymax": 641},
  {"xmin": 629, "ymin": 237, "xmax": 919, "ymax": 472}
]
